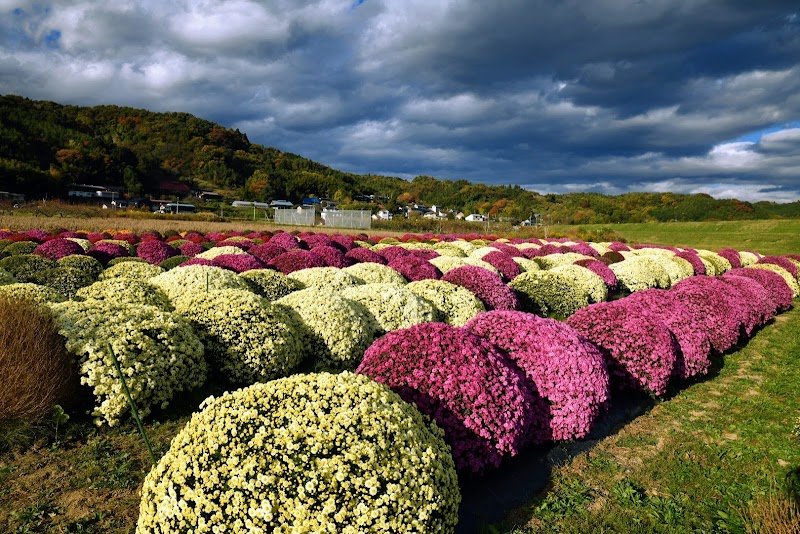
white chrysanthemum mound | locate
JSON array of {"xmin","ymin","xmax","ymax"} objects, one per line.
[
  {"xmin": 172, "ymin": 289, "xmax": 305, "ymax": 384},
  {"xmin": 0, "ymin": 268, "xmax": 17, "ymax": 285},
  {"xmin": 444, "ymin": 239, "xmax": 477, "ymax": 255},
  {"xmin": 513, "ymin": 243, "xmax": 541, "ymax": 251},
  {"xmin": 739, "ymin": 251, "xmax": 760, "ymax": 267},
  {"xmin": 136, "ymin": 373, "xmax": 460, "ymax": 534},
  {"xmin": 637, "ymin": 253, "xmax": 691, "ymax": 286},
  {"xmin": 49, "ymin": 300, "xmax": 207, "ymax": 426},
  {"xmin": 287, "ymin": 266, "xmax": 362, "ymax": 292},
  {"xmin": 431, "ymin": 242, "xmax": 467, "ymax": 257},
  {"xmin": 589, "ymin": 242, "xmax": 611, "ymax": 255},
  {"xmin": 275, "ymin": 289, "xmax": 379, "ymax": 369},
  {"xmin": 340, "ymin": 283, "xmax": 439, "ymax": 333},
  {"xmin": 512, "ymin": 257, "xmax": 541, "ymax": 272},
  {"xmin": 550, "ymin": 264, "xmax": 608, "ymax": 304},
  {"xmin": 534, "ymin": 253, "xmax": 594, "ymax": 269},
  {"xmin": 343, "ymin": 262, "xmax": 407, "ymax": 285},
  {"xmin": 195, "ymin": 245, "xmax": 249, "ymax": 260},
  {"xmin": 99, "ymin": 261, "xmax": 164, "ymax": 281},
  {"xmin": 76, "ymin": 279, "xmax": 173, "ymax": 310},
  {"xmin": 239, "ymin": 269, "xmax": 303, "ymax": 301},
  {"xmin": 669, "ymin": 256, "xmax": 696, "ymax": 279},
  {"xmin": 429, "ymin": 256, "xmax": 500, "ymax": 275},
  {"xmin": 609, "ymin": 256, "xmax": 672, "ymax": 293},
  {"xmin": 468, "ymin": 246, "xmax": 500, "ymax": 260},
  {"xmin": 509, "ymin": 270, "xmax": 592, "ymax": 319},
  {"xmin": 150, "ymin": 265, "xmax": 250, "ymax": 300},
  {"xmin": 0, "ymin": 282, "xmax": 66, "ymax": 303},
  {"xmin": 697, "ymin": 249, "xmax": 732, "ymax": 275},
  {"xmin": 748, "ymin": 264, "xmax": 800, "ymax": 297},
  {"xmin": 405, "ymin": 279, "xmax": 486, "ymax": 327}
]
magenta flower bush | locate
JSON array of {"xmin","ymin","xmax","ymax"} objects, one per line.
[
  {"xmin": 488, "ymin": 242, "xmax": 523, "ymax": 257},
  {"xmin": 179, "ymin": 257, "xmax": 216, "ymax": 268},
  {"xmin": 177, "ymin": 241, "xmax": 204, "ymax": 257},
  {"xmin": 717, "ymin": 248, "xmax": 743, "ymax": 269},
  {"xmin": 86, "ymin": 242, "xmax": 129, "ymax": 264},
  {"xmin": 670, "ymin": 277, "xmax": 744, "ymax": 353},
  {"xmin": 345, "ymin": 247, "xmax": 388, "ymax": 264},
  {"xmin": 481, "ymin": 250, "xmax": 522, "ymax": 281},
  {"xmin": 136, "ymin": 239, "xmax": 179, "ymax": 265},
  {"xmin": 566, "ymin": 301, "xmax": 679, "ymax": 396},
  {"xmin": 608, "ymin": 241, "xmax": 631, "ymax": 252},
  {"xmin": 268, "ymin": 250, "xmax": 327, "ymax": 274},
  {"xmin": 719, "ymin": 273, "xmax": 778, "ymax": 334},
  {"xmin": 309, "ymin": 245, "xmax": 353, "ymax": 268},
  {"xmin": 357, "ymin": 322, "xmax": 546, "ymax": 474},
  {"xmin": 674, "ymin": 250, "xmax": 706, "ymax": 275},
  {"xmin": 464, "ymin": 311, "xmax": 609, "ymax": 441},
  {"xmin": 301, "ymin": 233, "xmax": 339, "ymax": 251},
  {"xmin": 566, "ymin": 242, "xmax": 600, "ymax": 257},
  {"xmin": 33, "ymin": 238, "xmax": 85, "ymax": 261},
  {"xmin": 212, "ymin": 253, "xmax": 266, "ymax": 273},
  {"xmin": 442, "ymin": 265, "xmax": 520, "ymax": 311},
  {"xmin": 574, "ymin": 259, "xmax": 618, "ymax": 292},
  {"xmin": 623, "ymin": 289, "xmax": 712, "ymax": 379},
  {"xmin": 247, "ymin": 242, "xmax": 286, "ymax": 264},
  {"xmin": 725, "ymin": 268, "xmax": 793, "ymax": 312},
  {"xmin": 757, "ymin": 255, "xmax": 799, "ymax": 279},
  {"xmin": 268, "ymin": 232, "xmax": 303, "ymax": 251},
  {"xmin": 388, "ymin": 255, "xmax": 442, "ymax": 281},
  {"xmin": 377, "ymin": 245, "xmax": 413, "ymax": 262}
]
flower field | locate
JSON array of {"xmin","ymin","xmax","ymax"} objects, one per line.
[{"xmin": 0, "ymin": 226, "xmax": 798, "ymax": 532}]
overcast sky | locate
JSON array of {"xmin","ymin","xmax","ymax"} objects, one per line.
[{"xmin": 2, "ymin": 1, "xmax": 799, "ymax": 202}]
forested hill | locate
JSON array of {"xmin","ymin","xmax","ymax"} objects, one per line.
[{"xmin": 2, "ymin": 94, "xmax": 799, "ymax": 223}]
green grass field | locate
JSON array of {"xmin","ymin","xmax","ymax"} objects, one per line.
[{"xmin": 567, "ymin": 219, "xmax": 800, "ymax": 256}]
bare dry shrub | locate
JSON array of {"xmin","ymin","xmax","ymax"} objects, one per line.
[
  {"xmin": 0, "ymin": 295, "xmax": 80, "ymax": 421},
  {"xmin": 742, "ymin": 488, "xmax": 800, "ymax": 534}
]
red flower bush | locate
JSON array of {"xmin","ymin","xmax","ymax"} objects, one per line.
[
  {"xmin": 725, "ymin": 268, "xmax": 793, "ymax": 312},
  {"xmin": 566, "ymin": 301, "xmax": 679, "ymax": 396},
  {"xmin": 344, "ymin": 247, "xmax": 388, "ymax": 265},
  {"xmin": 388, "ymin": 255, "xmax": 442, "ymax": 281},
  {"xmin": 357, "ymin": 322, "xmax": 545, "ymax": 474},
  {"xmin": 481, "ymin": 250, "xmax": 522, "ymax": 281},
  {"xmin": 268, "ymin": 250, "xmax": 326, "ymax": 274},
  {"xmin": 442, "ymin": 266, "xmax": 519, "ymax": 311},
  {"xmin": 137, "ymin": 239, "xmax": 179, "ymax": 265},
  {"xmin": 464, "ymin": 311, "xmax": 609, "ymax": 441},
  {"xmin": 33, "ymin": 238, "xmax": 85, "ymax": 261}
]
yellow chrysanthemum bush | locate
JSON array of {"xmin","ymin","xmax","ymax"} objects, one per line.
[
  {"xmin": 172, "ymin": 289, "xmax": 305, "ymax": 384},
  {"xmin": 99, "ymin": 260, "xmax": 164, "ymax": 281},
  {"xmin": 239, "ymin": 268, "xmax": 303, "ymax": 301},
  {"xmin": 287, "ymin": 266, "xmax": 363, "ymax": 292},
  {"xmin": 343, "ymin": 262, "xmax": 408, "ymax": 285},
  {"xmin": 509, "ymin": 270, "xmax": 594, "ymax": 319},
  {"xmin": 49, "ymin": 300, "xmax": 207, "ymax": 426},
  {"xmin": 340, "ymin": 283, "xmax": 439, "ymax": 333},
  {"xmin": 0, "ymin": 282, "xmax": 66, "ymax": 304},
  {"xmin": 405, "ymin": 279, "xmax": 486, "ymax": 327},
  {"xmin": 697, "ymin": 249, "xmax": 733, "ymax": 275},
  {"xmin": 550, "ymin": 264, "xmax": 608, "ymax": 304},
  {"xmin": 76, "ymin": 278, "xmax": 173, "ymax": 310},
  {"xmin": 512, "ymin": 257, "xmax": 541, "ymax": 273},
  {"xmin": 609, "ymin": 256, "xmax": 672, "ymax": 293},
  {"xmin": 136, "ymin": 372, "xmax": 461, "ymax": 533},
  {"xmin": 275, "ymin": 289, "xmax": 379, "ymax": 370},
  {"xmin": 533, "ymin": 252, "xmax": 594, "ymax": 269},
  {"xmin": 431, "ymin": 242, "xmax": 468, "ymax": 257},
  {"xmin": 150, "ymin": 264, "xmax": 250, "ymax": 301}
]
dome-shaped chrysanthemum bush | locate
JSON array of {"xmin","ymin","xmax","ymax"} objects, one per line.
[
  {"xmin": 432, "ymin": 242, "xmax": 468, "ymax": 257},
  {"xmin": 239, "ymin": 268, "xmax": 303, "ymax": 301},
  {"xmin": 76, "ymin": 279, "xmax": 173, "ymax": 310},
  {"xmin": 670, "ymin": 277, "xmax": 745, "ymax": 354},
  {"xmin": 268, "ymin": 231, "xmax": 303, "ymax": 251},
  {"xmin": 746, "ymin": 263, "xmax": 800, "ymax": 297},
  {"xmin": 0, "ymin": 268, "xmax": 15, "ymax": 286},
  {"xmin": 674, "ymin": 251, "xmax": 706, "ymax": 275},
  {"xmin": 344, "ymin": 246, "xmax": 388, "ymax": 265},
  {"xmin": 193, "ymin": 245, "xmax": 248, "ymax": 260},
  {"xmin": 309, "ymin": 245, "xmax": 352, "ymax": 268},
  {"xmin": 508, "ymin": 270, "xmax": 591, "ymax": 320},
  {"xmin": 0, "ymin": 282, "xmax": 66, "ymax": 304},
  {"xmin": 49, "ymin": 300, "xmax": 207, "ymax": 426},
  {"xmin": 340, "ymin": 283, "xmax": 438, "ymax": 333},
  {"xmin": 566, "ymin": 301, "xmax": 679, "ymax": 396},
  {"xmin": 573, "ymin": 259, "xmax": 618, "ymax": 292},
  {"xmin": 717, "ymin": 248, "xmax": 743, "ymax": 269},
  {"xmin": 719, "ymin": 273, "xmax": 778, "ymax": 335},
  {"xmin": 33, "ymin": 238, "xmax": 86, "ymax": 261},
  {"xmin": 268, "ymin": 249, "xmax": 327, "ymax": 274},
  {"xmin": 357, "ymin": 323, "xmax": 545, "ymax": 474},
  {"xmin": 65, "ymin": 237, "xmax": 92, "ymax": 251},
  {"xmin": 136, "ymin": 239, "xmax": 179, "ymax": 265},
  {"xmin": 136, "ymin": 372, "xmax": 460, "ymax": 534},
  {"xmin": 609, "ymin": 256, "xmax": 672, "ymax": 293},
  {"xmin": 726, "ymin": 268, "xmax": 793, "ymax": 312},
  {"xmin": 35, "ymin": 266, "xmax": 96, "ymax": 298},
  {"xmin": 465, "ymin": 311, "xmax": 610, "ymax": 441},
  {"xmin": 57, "ymin": 254, "xmax": 104, "ymax": 279},
  {"xmin": 275, "ymin": 289, "xmax": 379, "ymax": 370},
  {"xmin": 428, "ymin": 256, "xmax": 470, "ymax": 275},
  {"xmin": 757, "ymin": 255, "xmax": 799, "ymax": 279},
  {"xmin": 441, "ymin": 265, "xmax": 519, "ymax": 311},
  {"xmin": 150, "ymin": 265, "xmax": 251, "ymax": 300},
  {"xmin": 533, "ymin": 253, "xmax": 594, "ymax": 270},
  {"xmin": 87, "ymin": 242, "xmax": 131, "ymax": 264},
  {"xmin": 172, "ymin": 289, "xmax": 305, "ymax": 385},
  {"xmin": 550, "ymin": 264, "xmax": 608, "ymax": 304},
  {"xmin": 405, "ymin": 279, "xmax": 485, "ymax": 327},
  {"xmin": 479, "ymin": 251, "xmax": 521, "ymax": 281},
  {"xmin": 622, "ymin": 289, "xmax": 712, "ymax": 380},
  {"xmin": 739, "ymin": 250, "xmax": 760, "ymax": 267},
  {"xmin": 639, "ymin": 253, "xmax": 692, "ymax": 286},
  {"xmin": 343, "ymin": 262, "xmax": 408, "ymax": 285},
  {"xmin": 287, "ymin": 266, "xmax": 362, "ymax": 292},
  {"xmin": 697, "ymin": 250, "xmax": 732, "ymax": 275},
  {"xmin": 211, "ymin": 253, "xmax": 265, "ymax": 273},
  {"xmin": 107, "ymin": 256, "xmax": 148, "ymax": 267},
  {"xmin": 512, "ymin": 257, "xmax": 541, "ymax": 273},
  {"xmin": 1, "ymin": 240, "xmax": 39, "ymax": 257},
  {"xmin": 0, "ymin": 253, "xmax": 56, "ymax": 283},
  {"xmin": 99, "ymin": 260, "xmax": 164, "ymax": 281},
  {"xmin": 388, "ymin": 255, "xmax": 442, "ymax": 281}
]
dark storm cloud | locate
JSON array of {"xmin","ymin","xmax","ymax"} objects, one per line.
[{"xmin": 0, "ymin": 0, "xmax": 799, "ymax": 201}]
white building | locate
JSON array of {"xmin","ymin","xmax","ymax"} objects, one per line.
[{"xmin": 465, "ymin": 213, "xmax": 488, "ymax": 222}]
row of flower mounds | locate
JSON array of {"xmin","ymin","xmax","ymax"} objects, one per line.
[{"xmin": 1, "ymin": 227, "xmax": 798, "ymax": 533}]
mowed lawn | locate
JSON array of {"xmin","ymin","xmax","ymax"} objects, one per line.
[{"xmin": 568, "ymin": 219, "xmax": 800, "ymax": 256}]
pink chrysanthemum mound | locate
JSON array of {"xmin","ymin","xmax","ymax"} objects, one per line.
[
  {"xmin": 33, "ymin": 238, "xmax": 85, "ymax": 260},
  {"xmin": 357, "ymin": 322, "xmax": 544, "ymax": 474},
  {"xmin": 464, "ymin": 311, "xmax": 609, "ymax": 441},
  {"xmin": 488, "ymin": 242, "xmax": 523, "ymax": 257},
  {"xmin": 247, "ymin": 242, "xmax": 286, "ymax": 264},
  {"xmin": 574, "ymin": 259, "xmax": 618, "ymax": 292},
  {"xmin": 566, "ymin": 301, "xmax": 679, "ymax": 396},
  {"xmin": 268, "ymin": 232, "xmax": 303, "ymax": 251},
  {"xmin": 623, "ymin": 289, "xmax": 712, "ymax": 379},
  {"xmin": 719, "ymin": 273, "xmax": 778, "ymax": 334},
  {"xmin": 345, "ymin": 247, "xmax": 388, "ymax": 265},
  {"xmin": 388, "ymin": 255, "xmax": 442, "ymax": 281},
  {"xmin": 137, "ymin": 239, "xmax": 179, "ymax": 265},
  {"xmin": 309, "ymin": 245, "xmax": 352, "ymax": 268},
  {"xmin": 481, "ymin": 250, "xmax": 522, "ymax": 281},
  {"xmin": 725, "ymin": 268, "xmax": 793, "ymax": 312},
  {"xmin": 671, "ymin": 277, "xmax": 745, "ymax": 353},
  {"xmin": 268, "ymin": 250, "xmax": 326, "ymax": 274},
  {"xmin": 301, "ymin": 233, "xmax": 338, "ymax": 251},
  {"xmin": 717, "ymin": 248, "xmax": 742, "ymax": 269},
  {"xmin": 87, "ymin": 242, "xmax": 129, "ymax": 264},
  {"xmin": 377, "ymin": 246, "xmax": 412, "ymax": 262},
  {"xmin": 212, "ymin": 254, "xmax": 265, "ymax": 273},
  {"xmin": 178, "ymin": 241, "xmax": 204, "ymax": 257},
  {"xmin": 566, "ymin": 242, "xmax": 599, "ymax": 257},
  {"xmin": 674, "ymin": 251, "xmax": 706, "ymax": 275},
  {"xmin": 757, "ymin": 255, "xmax": 798, "ymax": 278},
  {"xmin": 442, "ymin": 266, "xmax": 519, "ymax": 311}
]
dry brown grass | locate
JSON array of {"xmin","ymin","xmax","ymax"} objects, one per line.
[
  {"xmin": 742, "ymin": 488, "xmax": 800, "ymax": 534},
  {"xmin": 0, "ymin": 295, "xmax": 80, "ymax": 421}
]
